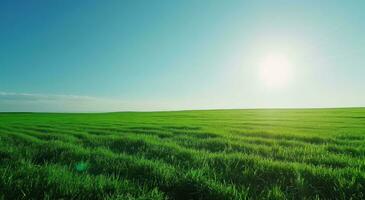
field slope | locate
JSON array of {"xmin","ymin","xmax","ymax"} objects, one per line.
[{"xmin": 0, "ymin": 108, "xmax": 364, "ymax": 199}]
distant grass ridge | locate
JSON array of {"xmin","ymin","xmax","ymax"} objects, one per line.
[{"xmin": 0, "ymin": 108, "xmax": 364, "ymax": 199}]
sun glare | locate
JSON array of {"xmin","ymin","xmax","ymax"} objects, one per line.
[{"xmin": 259, "ymin": 53, "xmax": 292, "ymax": 89}]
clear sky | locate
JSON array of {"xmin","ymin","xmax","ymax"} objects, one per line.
[{"xmin": 1, "ymin": 0, "xmax": 364, "ymax": 112}]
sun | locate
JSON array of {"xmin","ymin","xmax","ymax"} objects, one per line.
[{"xmin": 259, "ymin": 53, "xmax": 292, "ymax": 89}]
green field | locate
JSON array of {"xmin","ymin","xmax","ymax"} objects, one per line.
[{"xmin": 0, "ymin": 108, "xmax": 364, "ymax": 199}]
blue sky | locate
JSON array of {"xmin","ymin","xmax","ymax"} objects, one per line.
[{"xmin": 1, "ymin": 0, "xmax": 364, "ymax": 112}]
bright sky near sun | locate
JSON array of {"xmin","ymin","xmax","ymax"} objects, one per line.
[{"xmin": 0, "ymin": 0, "xmax": 364, "ymax": 112}]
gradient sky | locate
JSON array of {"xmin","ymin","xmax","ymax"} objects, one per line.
[{"xmin": 1, "ymin": 0, "xmax": 364, "ymax": 112}]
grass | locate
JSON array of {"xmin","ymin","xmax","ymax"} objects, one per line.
[{"xmin": 0, "ymin": 108, "xmax": 364, "ymax": 199}]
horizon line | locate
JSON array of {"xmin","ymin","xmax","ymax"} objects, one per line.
[{"xmin": 1, "ymin": 106, "xmax": 364, "ymax": 114}]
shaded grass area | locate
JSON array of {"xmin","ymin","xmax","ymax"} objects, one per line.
[{"xmin": 0, "ymin": 108, "xmax": 364, "ymax": 199}]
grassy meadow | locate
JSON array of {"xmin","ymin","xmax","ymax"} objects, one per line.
[{"xmin": 0, "ymin": 108, "xmax": 364, "ymax": 199}]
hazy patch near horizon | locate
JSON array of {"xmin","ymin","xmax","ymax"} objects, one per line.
[
  {"xmin": 1, "ymin": 91, "xmax": 363, "ymax": 112},
  {"xmin": 0, "ymin": 92, "xmax": 134, "ymax": 112}
]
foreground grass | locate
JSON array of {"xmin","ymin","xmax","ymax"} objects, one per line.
[{"xmin": 0, "ymin": 108, "xmax": 364, "ymax": 199}]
